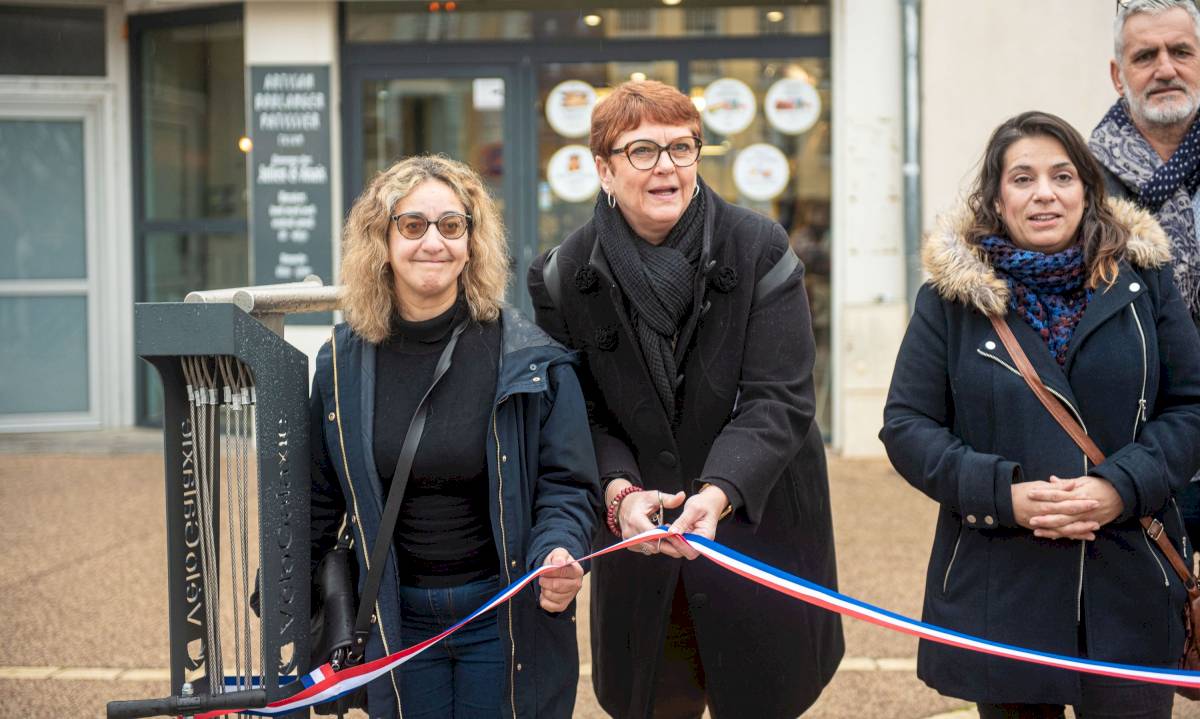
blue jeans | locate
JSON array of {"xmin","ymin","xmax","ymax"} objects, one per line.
[{"xmin": 397, "ymin": 576, "xmax": 505, "ymax": 719}]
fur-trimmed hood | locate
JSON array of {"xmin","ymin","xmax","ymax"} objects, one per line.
[{"xmin": 922, "ymin": 197, "xmax": 1171, "ymax": 315}]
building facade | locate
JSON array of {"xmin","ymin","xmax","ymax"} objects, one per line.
[{"xmin": 0, "ymin": 0, "xmax": 1118, "ymax": 456}]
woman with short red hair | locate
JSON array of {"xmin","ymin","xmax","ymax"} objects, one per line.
[{"xmin": 528, "ymin": 80, "xmax": 843, "ymax": 718}]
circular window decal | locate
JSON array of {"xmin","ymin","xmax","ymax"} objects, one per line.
[
  {"xmin": 546, "ymin": 145, "xmax": 600, "ymax": 203},
  {"xmin": 733, "ymin": 143, "xmax": 790, "ymax": 202},
  {"xmin": 546, "ymin": 80, "xmax": 597, "ymax": 139},
  {"xmin": 702, "ymin": 78, "xmax": 756, "ymax": 136},
  {"xmin": 764, "ymin": 77, "xmax": 821, "ymax": 135}
]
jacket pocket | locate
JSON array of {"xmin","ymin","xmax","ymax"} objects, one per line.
[
  {"xmin": 942, "ymin": 522, "xmax": 964, "ymax": 596},
  {"xmin": 783, "ymin": 464, "xmax": 804, "ymax": 526}
]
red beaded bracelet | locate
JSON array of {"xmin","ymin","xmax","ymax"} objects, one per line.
[{"xmin": 606, "ymin": 485, "xmax": 642, "ymax": 538}]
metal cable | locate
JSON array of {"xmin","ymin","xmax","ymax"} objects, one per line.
[
  {"xmin": 183, "ymin": 357, "xmax": 220, "ymax": 692},
  {"xmin": 196, "ymin": 357, "xmax": 224, "ymax": 692},
  {"xmin": 218, "ymin": 357, "xmax": 243, "ymax": 691},
  {"xmin": 239, "ymin": 361, "xmax": 254, "ymax": 690}
]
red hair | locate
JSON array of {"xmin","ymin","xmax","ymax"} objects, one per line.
[{"xmin": 589, "ymin": 80, "xmax": 702, "ymax": 159}]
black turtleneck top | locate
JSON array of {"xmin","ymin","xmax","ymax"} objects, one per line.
[{"xmin": 372, "ymin": 299, "xmax": 501, "ymax": 588}]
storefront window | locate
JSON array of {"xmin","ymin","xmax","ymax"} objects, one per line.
[
  {"xmin": 690, "ymin": 57, "xmax": 832, "ymax": 431},
  {"xmin": 536, "ymin": 61, "xmax": 677, "ymax": 256},
  {"xmin": 361, "ymin": 76, "xmax": 506, "ymax": 213},
  {"xmin": 143, "ymin": 232, "xmax": 248, "ymax": 303},
  {"xmin": 140, "ymin": 19, "xmax": 246, "ymax": 221},
  {"xmin": 0, "ymin": 4, "xmax": 105, "ymax": 77},
  {"xmin": 342, "ymin": 0, "xmax": 832, "ymax": 435},
  {"xmin": 132, "ymin": 7, "xmax": 247, "ymax": 425},
  {"xmin": 344, "ymin": 2, "xmax": 828, "ymax": 42}
]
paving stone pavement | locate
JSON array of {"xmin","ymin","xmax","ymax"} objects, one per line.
[{"xmin": 0, "ymin": 434, "xmax": 1196, "ymax": 718}]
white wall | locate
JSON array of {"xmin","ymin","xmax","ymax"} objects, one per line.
[
  {"xmin": 921, "ymin": 0, "xmax": 1115, "ymax": 228},
  {"xmin": 829, "ymin": 0, "xmax": 909, "ymax": 456}
]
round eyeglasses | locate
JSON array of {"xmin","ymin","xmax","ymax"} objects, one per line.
[
  {"xmin": 610, "ymin": 136, "xmax": 703, "ymax": 171},
  {"xmin": 390, "ymin": 212, "xmax": 472, "ymax": 240}
]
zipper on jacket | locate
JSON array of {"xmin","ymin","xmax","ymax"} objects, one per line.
[
  {"xmin": 1173, "ymin": 498, "xmax": 1190, "ymax": 558},
  {"xmin": 942, "ymin": 523, "xmax": 963, "ymax": 594},
  {"xmin": 1142, "ymin": 526, "xmax": 1171, "ymax": 587},
  {"xmin": 331, "ymin": 333, "xmax": 404, "ymax": 714},
  {"xmin": 1126, "ymin": 306, "xmax": 1170, "ymax": 586},
  {"xmin": 492, "ymin": 396, "xmax": 518, "ymax": 719},
  {"xmin": 978, "ymin": 349, "xmax": 1090, "ymax": 622},
  {"xmin": 1130, "ymin": 305, "xmax": 1150, "ymax": 431}
]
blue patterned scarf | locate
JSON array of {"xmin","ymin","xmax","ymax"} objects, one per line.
[
  {"xmin": 1090, "ymin": 99, "xmax": 1200, "ymax": 324},
  {"xmin": 980, "ymin": 235, "xmax": 1093, "ymax": 366}
]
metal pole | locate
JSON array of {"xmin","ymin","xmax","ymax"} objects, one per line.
[{"xmin": 901, "ymin": 0, "xmax": 923, "ymax": 308}]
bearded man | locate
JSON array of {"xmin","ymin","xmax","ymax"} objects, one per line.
[{"xmin": 1091, "ymin": 0, "xmax": 1200, "ymax": 558}]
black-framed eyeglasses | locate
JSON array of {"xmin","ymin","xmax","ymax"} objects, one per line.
[
  {"xmin": 390, "ymin": 211, "xmax": 473, "ymax": 240},
  {"xmin": 610, "ymin": 136, "xmax": 703, "ymax": 171}
]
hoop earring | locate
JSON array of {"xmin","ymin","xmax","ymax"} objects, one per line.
[
  {"xmin": 607, "ymin": 191, "xmax": 616, "ymax": 209},
  {"xmin": 692, "ymin": 184, "xmax": 700, "ymax": 199}
]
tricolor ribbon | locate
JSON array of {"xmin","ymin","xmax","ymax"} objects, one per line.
[{"xmin": 190, "ymin": 528, "xmax": 1200, "ymax": 718}]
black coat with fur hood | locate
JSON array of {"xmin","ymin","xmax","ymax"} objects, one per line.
[{"xmin": 881, "ymin": 199, "xmax": 1200, "ymax": 704}]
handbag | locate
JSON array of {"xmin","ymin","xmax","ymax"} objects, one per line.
[
  {"xmin": 309, "ymin": 319, "xmax": 468, "ymax": 716},
  {"xmin": 988, "ymin": 314, "xmax": 1200, "ymax": 699},
  {"xmin": 309, "ymin": 529, "xmax": 361, "ymax": 716}
]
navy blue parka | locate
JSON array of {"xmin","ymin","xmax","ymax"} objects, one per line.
[
  {"xmin": 881, "ymin": 199, "xmax": 1200, "ymax": 704},
  {"xmin": 309, "ymin": 307, "xmax": 601, "ymax": 718}
]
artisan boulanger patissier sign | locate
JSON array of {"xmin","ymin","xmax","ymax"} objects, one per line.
[{"xmin": 249, "ymin": 66, "xmax": 333, "ymax": 323}]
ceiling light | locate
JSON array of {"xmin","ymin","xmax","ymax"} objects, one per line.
[
  {"xmin": 766, "ymin": 10, "xmax": 784, "ymax": 23},
  {"xmin": 700, "ymin": 141, "xmax": 731, "ymax": 157},
  {"xmin": 583, "ymin": 13, "xmax": 602, "ymax": 26},
  {"xmin": 237, "ymin": 136, "xmax": 253, "ymax": 153},
  {"xmin": 631, "ymin": 72, "xmax": 647, "ymax": 82},
  {"xmin": 662, "ymin": 0, "xmax": 682, "ymax": 6}
]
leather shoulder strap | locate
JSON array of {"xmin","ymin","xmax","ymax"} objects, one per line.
[
  {"xmin": 989, "ymin": 316, "xmax": 1104, "ymax": 465},
  {"xmin": 988, "ymin": 314, "xmax": 1197, "ymax": 592},
  {"xmin": 351, "ymin": 320, "xmax": 468, "ymax": 654}
]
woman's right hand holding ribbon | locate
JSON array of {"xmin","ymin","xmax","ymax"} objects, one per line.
[{"xmin": 605, "ymin": 478, "xmax": 686, "ymax": 556}]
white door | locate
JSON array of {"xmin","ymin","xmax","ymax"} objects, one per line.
[{"xmin": 0, "ymin": 103, "xmax": 104, "ymax": 430}]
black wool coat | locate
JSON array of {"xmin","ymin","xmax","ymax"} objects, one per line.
[
  {"xmin": 880, "ymin": 199, "xmax": 1200, "ymax": 705},
  {"xmin": 527, "ymin": 186, "xmax": 843, "ymax": 719}
]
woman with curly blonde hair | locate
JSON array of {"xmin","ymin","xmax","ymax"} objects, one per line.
[{"xmin": 309, "ymin": 155, "xmax": 600, "ymax": 718}]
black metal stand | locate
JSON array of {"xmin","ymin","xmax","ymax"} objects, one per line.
[{"xmin": 109, "ymin": 302, "xmax": 312, "ymax": 718}]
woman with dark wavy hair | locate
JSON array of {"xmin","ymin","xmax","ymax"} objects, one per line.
[
  {"xmin": 881, "ymin": 110, "xmax": 1200, "ymax": 718},
  {"xmin": 309, "ymin": 155, "xmax": 599, "ymax": 718}
]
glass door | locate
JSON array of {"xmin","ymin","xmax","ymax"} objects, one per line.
[
  {"xmin": 345, "ymin": 64, "xmax": 535, "ymax": 309},
  {"xmin": 0, "ymin": 113, "xmax": 98, "ymax": 428}
]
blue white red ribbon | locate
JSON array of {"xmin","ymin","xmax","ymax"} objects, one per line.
[{"xmin": 189, "ymin": 528, "xmax": 1200, "ymax": 718}]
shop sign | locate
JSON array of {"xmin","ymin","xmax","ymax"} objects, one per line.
[
  {"xmin": 764, "ymin": 77, "xmax": 821, "ymax": 135},
  {"xmin": 249, "ymin": 65, "xmax": 333, "ymax": 323},
  {"xmin": 473, "ymin": 78, "xmax": 505, "ymax": 111},
  {"xmin": 546, "ymin": 144, "xmax": 600, "ymax": 203},
  {"xmin": 702, "ymin": 78, "xmax": 756, "ymax": 136},
  {"xmin": 546, "ymin": 80, "xmax": 597, "ymax": 138},
  {"xmin": 733, "ymin": 143, "xmax": 790, "ymax": 202}
]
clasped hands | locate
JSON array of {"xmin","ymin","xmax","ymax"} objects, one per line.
[
  {"xmin": 1011, "ymin": 475, "xmax": 1124, "ymax": 541},
  {"xmin": 604, "ymin": 478, "xmax": 729, "ymax": 561}
]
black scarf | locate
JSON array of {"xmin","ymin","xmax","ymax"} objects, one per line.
[{"xmin": 594, "ymin": 180, "xmax": 707, "ymax": 416}]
